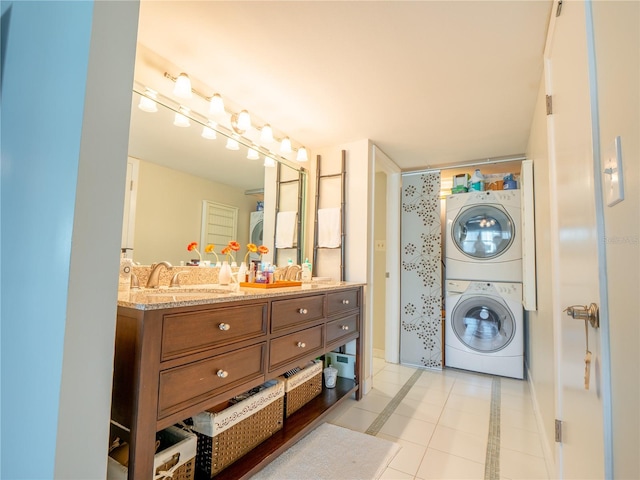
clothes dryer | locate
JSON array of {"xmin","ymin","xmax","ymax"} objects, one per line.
[
  {"xmin": 445, "ymin": 190, "xmax": 522, "ymax": 282},
  {"xmin": 445, "ymin": 280, "xmax": 523, "ymax": 379},
  {"xmin": 249, "ymin": 211, "xmax": 264, "ymax": 260}
]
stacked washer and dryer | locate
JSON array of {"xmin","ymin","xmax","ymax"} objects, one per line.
[{"xmin": 444, "ymin": 190, "xmax": 524, "ymax": 379}]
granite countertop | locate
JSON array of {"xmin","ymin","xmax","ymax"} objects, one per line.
[{"xmin": 117, "ymin": 282, "xmax": 363, "ymax": 311}]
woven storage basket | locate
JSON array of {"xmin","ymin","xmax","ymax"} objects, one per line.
[
  {"xmin": 190, "ymin": 379, "xmax": 284, "ymax": 477},
  {"xmin": 282, "ymin": 360, "xmax": 323, "ymax": 418},
  {"xmin": 107, "ymin": 425, "xmax": 196, "ymax": 480}
]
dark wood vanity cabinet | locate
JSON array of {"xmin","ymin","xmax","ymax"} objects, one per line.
[{"xmin": 111, "ymin": 285, "xmax": 363, "ymax": 479}]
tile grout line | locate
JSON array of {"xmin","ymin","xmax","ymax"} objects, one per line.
[
  {"xmin": 484, "ymin": 377, "xmax": 501, "ymax": 480},
  {"xmin": 364, "ymin": 368, "xmax": 423, "ymax": 436}
]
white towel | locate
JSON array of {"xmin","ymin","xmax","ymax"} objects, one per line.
[
  {"xmin": 317, "ymin": 207, "xmax": 341, "ymax": 248},
  {"xmin": 275, "ymin": 211, "xmax": 297, "ymax": 248}
]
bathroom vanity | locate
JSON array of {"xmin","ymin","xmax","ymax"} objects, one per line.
[{"xmin": 111, "ymin": 283, "xmax": 363, "ymax": 479}]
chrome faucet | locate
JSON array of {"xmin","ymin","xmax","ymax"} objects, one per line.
[{"xmin": 146, "ymin": 261, "xmax": 172, "ymax": 288}]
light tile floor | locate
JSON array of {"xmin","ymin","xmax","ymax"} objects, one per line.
[{"xmin": 328, "ymin": 358, "xmax": 550, "ymax": 480}]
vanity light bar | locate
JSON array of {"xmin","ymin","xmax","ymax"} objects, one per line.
[{"xmin": 162, "ymin": 71, "xmax": 308, "ymax": 162}]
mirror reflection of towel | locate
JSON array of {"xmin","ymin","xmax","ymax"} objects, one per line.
[
  {"xmin": 318, "ymin": 208, "xmax": 341, "ymax": 248},
  {"xmin": 275, "ymin": 211, "xmax": 297, "ymax": 248}
]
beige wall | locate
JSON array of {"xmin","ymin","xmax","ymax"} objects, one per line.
[
  {"xmin": 592, "ymin": 2, "xmax": 640, "ymax": 477},
  {"xmin": 524, "ymin": 77, "xmax": 557, "ymax": 464},
  {"xmin": 133, "ymin": 159, "xmax": 256, "ymax": 265}
]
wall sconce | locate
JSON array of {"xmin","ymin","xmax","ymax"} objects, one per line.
[
  {"xmin": 280, "ymin": 137, "xmax": 292, "ymax": 154},
  {"xmin": 209, "ymin": 93, "xmax": 225, "ymax": 115},
  {"xmin": 264, "ymin": 156, "xmax": 276, "ymax": 167},
  {"xmin": 247, "ymin": 148, "xmax": 260, "ymax": 160},
  {"xmin": 260, "ymin": 124, "xmax": 274, "ymax": 143},
  {"xmin": 138, "ymin": 88, "xmax": 158, "ymax": 112},
  {"xmin": 225, "ymin": 137, "xmax": 240, "ymax": 150},
  {"xmin": 173, "ymin": 107, "xmax": 191, "ymax": 127},
  {"xmin": 201, "ymin": 121, "xmax": 217, "ymax": 140},
  {"xmin": 296, "ymin": 147, "xmax": 308, "ymax": 162},
  {"xmin": 173, "ymin": 73, "xmax": 193, "ymax": 99},
  {"xmin": 231, "ymin": 110, "xmax": 251, "ymax": 134}
]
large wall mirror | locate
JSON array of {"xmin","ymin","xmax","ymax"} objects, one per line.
[{"xmin": 123, "ymin": 90, "xmax": 306, "ymax": 267}]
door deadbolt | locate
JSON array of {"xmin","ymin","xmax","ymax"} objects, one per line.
[{"xmin": 564, "ymin": 303, "xmax": 599, "ymax": 328}]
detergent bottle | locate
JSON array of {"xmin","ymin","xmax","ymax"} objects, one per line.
[{"xmin": 469, "ymin": 169, "xmax": 485, "ymax": 191}]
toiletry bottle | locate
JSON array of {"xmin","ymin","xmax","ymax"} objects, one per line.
[
  {"xmin": 469, "ymin": 168, "xmax": 484, "ymax": 191},
  {"xmin": 118, "ymin": 250, "xmax": 133, "ymax": 294},
  {"xmin": 301, "ymin": 258, "xmax": 312, "ymax": 283}
]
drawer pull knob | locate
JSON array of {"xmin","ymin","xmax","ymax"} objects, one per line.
[
  {"xmin": 296, "ymin": 342, "xmax": 306, "ymax": 348},
  {"xmin": 298, "ymin": 308, "xmax": 308, "ymax": 314},
  {"xmin": 216, "ymin": 370, "xmax": 229, "ymax": 378},
  {"xmin": 342, "ymin": 299, "xmax": 350, "ymax": 305},
  {"xmin": 218, "ymin": 323, "xmax": 230, "ymax": 331},
  {"xmin": 341, "ymin": 325, "xmax": 350, "ymax": 331}
]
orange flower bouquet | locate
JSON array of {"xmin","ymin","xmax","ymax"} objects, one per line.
[
  {"xmin": 221, "ymin": 241, "xmax": 241, "ymax": 264},
  {"xmin": 204, "ymin": 244, "xmax": 219, "ymax": 264},
  {"xmin": 187, "ymin": 241, "xmax": 201, "ymax": 262},
  {"xmin": 242, "ymin": 243, "xmax": 269, "ymax": 264}
]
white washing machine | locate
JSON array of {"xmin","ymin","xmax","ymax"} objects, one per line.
[
  {"xmin": 249, "ymin": 211, "xmax": 264, "ymax": 259},
  {"xmin": 445, "ymin": 280, "xmax": 523, "ymax": 379},
  {"xmin": 445, "ymin": 190, "xmax": 522, "ymax": 282}
]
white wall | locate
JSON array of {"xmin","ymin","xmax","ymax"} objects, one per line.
[
  {"xmin": 373, "ymin": 171, "xmax": 387, "ymax": 355},
  {"xmin": 524, "ymin": 77, "xmax": 557, "ymax": 465},
  {"xmin": 0, "ymin": 1, "xmax": 139, "ymax": 478},
  {"xmin": 591, "ymin": 2, "xmax": 640, "ymax": 477},
  {"xmin": 525, "ymin": 2, "xmax": 640, "ymax": 476},
  {"xmin": 313, "ymin": 140, "xmax": 372, "ymax": 390},
  {"xmin": 312, "ymin": 141, "xmax": 371, "ymax": 284}
]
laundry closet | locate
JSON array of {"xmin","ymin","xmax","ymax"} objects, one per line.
[{"xmin": 398, "ymin": 158, "xmax": 536, "ymax": 379}]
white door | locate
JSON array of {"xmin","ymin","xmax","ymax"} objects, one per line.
[{"xmin": 545, "ymin": 1, "xmax": 611, "ymax": 478}]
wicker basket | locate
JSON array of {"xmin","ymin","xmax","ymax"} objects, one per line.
[
  {"xmin": 107, "ymin": 425, "xmax": 197, "ymax": 480},
  {"xmin": 190, "ymin": 379, "xmax": 285, "ymax": 477},
  {"xmin": 282, "ymin": 360, "xmax": 323, "ymax": 418}
]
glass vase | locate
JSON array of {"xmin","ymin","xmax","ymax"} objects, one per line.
[
  {"xmin": 219, "ymin": 261, "xmax": 232, "ymax": 285},
  {"xmin": 237, "ymin": 262, "xmax": 248, "ymax": 283}
]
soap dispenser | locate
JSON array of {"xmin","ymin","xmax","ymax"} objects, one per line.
[
  {"xmin": 118, "ymin": 249, "xmax": 133, "ymax": 294},
  {"xmin": 301, "ymin": 258, "xmax": 312, "ymax": 283}
]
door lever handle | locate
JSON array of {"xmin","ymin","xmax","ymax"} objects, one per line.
[{"xmin": 564, "ymin": 303, "xmax": 599, "ymax": 328}]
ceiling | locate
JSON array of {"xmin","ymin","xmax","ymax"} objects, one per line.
[{"xmin": 133, "ymin": 0, "xmax": 552, "ymax": 172}]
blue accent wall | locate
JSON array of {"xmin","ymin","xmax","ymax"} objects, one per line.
[{"xmin": 1, "ymin": 1, "xmax": 93, "ymax": 477}]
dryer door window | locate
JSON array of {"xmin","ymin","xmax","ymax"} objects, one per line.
[
  {"xmin": 451, "ymin": 205, "xmax": 515, "ymax": 260},
  {"xmin": 451, "ymin": 296, "xmax": 515, "ymax": 352}
]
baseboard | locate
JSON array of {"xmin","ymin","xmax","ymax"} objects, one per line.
[
  {"xmin": 373, "ymin": 348, "xmax": 385, "ymax": 359},
  {"xmin": 527, "ymin": 365, "xmax": 556, "ymax": 479}
]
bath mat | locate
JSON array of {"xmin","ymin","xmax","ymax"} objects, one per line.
[{"xmin": 249, "ymin": 422, "xmax": 401, "ymax": 480}]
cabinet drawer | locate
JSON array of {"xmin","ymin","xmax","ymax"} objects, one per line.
[
  {"xmin": 326, "ymin": 313, "xmax": 359, "ymax": 346},
  {"xmin": 269, "ymin": 325, "xmax": 324, "ymax": 371},
  {"xmin": 271, "ymin": 295, "xmax": 325, "ymax": 333},
  {"xmin": 158, "ymin": 343, "xmax": 266, "ymax": 420},
  {"xmin": 327, "ymin": 289, "xmax": 359, "ymax": 316},
  {"xmin": 161, "ymin": 303, "xmax": 268, "ymax": 361}
]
